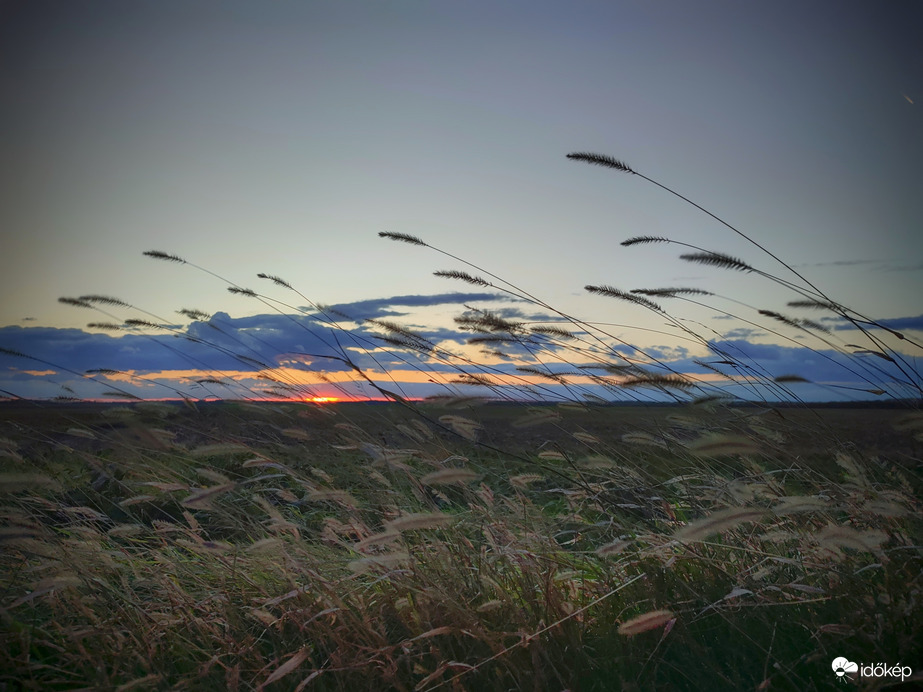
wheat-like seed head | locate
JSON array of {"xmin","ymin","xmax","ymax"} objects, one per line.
[
  {"xmin": 119, "ymin": 495, "xmax": 157, "ymax": 507},
  {"xmin": 227, "ymin": 286, "xmax": 258, "ymax": 297},
  {"xmin": 143, "ymin": 250, "xmax": 185, "ymax": 263},
  {"xmin": 378, "ymin": 231, "xmax": 426, "ymax": 246},
  {"xmin": 354, "ymin": 531, "xmax": 402, "ymax": 551},
  {"xmin": 538, "ymin": 451, "xmax": 566, "ymax": 461},
  {"xmin": 618, "ymin": 609, "xmax": 674, "ymax": 635},
  {"xmin": 674, "ymin": 507, "xmax": 767, "ymax": 542},
  {"xmin": 0, "ymin": 346, "xmax": 30, "ymax": 358},
  {"xmin": 772, "ymin": 496, "xmax": 829, "ymax": 514},
  {"xmin": 631, "ymin": 287, "xmax": 713, "ymax": 297},
  {"xmin": 438, "ymin": 415, "xmax": 482, "ymax": 441},
  {"xmin": 306, "ymin": 489, "xmax": 359, "ymax": 507},
  {"xmin": 123, "ymin": 319, "xmax": 165, "ymax": 329},
  {"xmin": 596, "ymin": 538, "xmax": 632, "ymax": 557},
  {"xmin": 256, "ymin": 273, "xmax": 293, "ymax": 289},
  {"xmin": 433, "ymin": 270, "xmax": 491, "ymax": 287},
  {"xmin": 759, "ymin": 310, "xmax": 804, "ymax": 329},
  {"xmin": 799, "ymin": 318, "xmax": 831, "ymax": 334},
  {"xmin": 58, "ymin": 297, "xmax": 93, "ymax": 308},
  {"xmin": 585, "ymin": 285, "xmax": 663, "ymax": 311},
  {"xmin": 621, "ymin": 235, "xmax": 670, "ymax": 247},
  {"xmin": 449, "ymin": 373, "xmax": 495, "ymax": 386},
  {"xmin": 566, "ymin": 152, "xmax": 636, "ymax": 174},
  {"xmin": 177, "ymin": 308, "xmax": 210, "ymax": 320},
  {"xmin": 680, "ymin": 252, "xmax": 754, "ymax": 272},
  {"xmin": 79, "ymin": 294, "xmax": 131, "ymax": 307},
  {"xmin": 510, "ymin": 474, "xmax": 544, "ymax": 488},
  {"xmin": 476, "ymin": 600, "xmax": 504, "ymax": 613},
  {"xmin": 572, "ymin": 432, "xmax": 599, "ymax": 444},
  {"xmin": 787, "ymin": 299, "xmax": 839, "ymax": 310},
  {"xmin": 181, "ymin": 483, "xmax": 236, "ymax": 508},
  {"xmin": 455, "ymin": 310, "xmax": 525, "ymax": 333},
  {"xmin": 384, "ymin": 512, "xmax": 454, "ymax": 532},
  {"xmin": 420, "ymin": 468, "xmax": 480, "ymax": 485},
  {"xmin": 816, "ymin": 525, "xmax": 887, "ymax": 554},
  {"xmin": 516, "ymin": 366, "xmax": 568, "ymax": 383},
  {"xmin": 530, "ymin": 325, "xmax": 577, "ymax": 339}
]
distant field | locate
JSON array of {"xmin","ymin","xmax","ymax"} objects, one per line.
[{"xmin": 1, "ymin": 399, "xmax": 920, "ymax": 690}]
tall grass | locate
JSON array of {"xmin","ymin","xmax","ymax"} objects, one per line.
[{"xmin": 0, "ymin": 154, "xmax": 920, "ymax": 690}]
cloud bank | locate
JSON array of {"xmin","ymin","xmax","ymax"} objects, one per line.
[{"xmin": 1, "ymin": 293, "xmax": 919, "ymax": 403}]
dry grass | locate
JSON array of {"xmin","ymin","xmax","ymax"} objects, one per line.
[
  {"xmin": 0, "ymin": 401, "xmax": 918, "ymax": 690},
  {"xmin": 1, "ymin": 152, "xmax": 921, "ymax": 690}
]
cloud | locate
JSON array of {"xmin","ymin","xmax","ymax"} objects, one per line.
[
  {"xmin": 861, "ymin": 315, "xmax": 923, "ymax": 332},
  {"xmin": 822, "ymin": 314, "xmax": 923, "ymax": 333},
  {"xmin": 3, "ymin": 299, "xmax": 916, "ymax": 402},
  {"xmin": 318, "ymin": 292, "xmax": 509, "ymax": 320},
  {"xmin": 794, "ymin": 259, "xmax": 923, "ymax": 273},
  {"xmin": 0, "ymin": 291, "xmax": 538, "ymax": 400},
  {"xmin": 796, "ymin": 259, "xmax": 881, "ymax": 268},
  {"xmin": 699, "ymin": 339, "xmax": 911, "ymax": 392}
]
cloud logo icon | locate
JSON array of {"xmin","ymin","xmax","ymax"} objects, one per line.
[{"xmin": 832, "ymin": 657, "xmax": 858, "ymax": 678}]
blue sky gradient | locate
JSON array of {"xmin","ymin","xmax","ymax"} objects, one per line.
[{"xmin": 1, "ymin": 0, "xmax": 920, "ymax": 402}]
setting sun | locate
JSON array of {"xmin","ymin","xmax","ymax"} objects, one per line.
[{"xmin": 308, "ymin": 396, "xmax": 339, "ymax": 404}]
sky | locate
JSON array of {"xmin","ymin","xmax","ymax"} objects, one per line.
[{"xmin": 1, "ymin": 0, "xmax": 921, "ymax": 403}]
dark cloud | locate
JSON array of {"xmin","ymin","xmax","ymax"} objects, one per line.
[
  {"xmin": 3, "ymin": 301, "xmax": 916, "ymax": 402},
  {"xmin": 643, "ymin": 345, "xmax": 691, "ymax": 361},
  {"xmin": 794, "ymin": 259, "xmax": 923, "ymax": 273},
  {"xmin": 855, "ymin": 315, "xmax": 923, "ymax": 332},
  {"xmin": 318, "ymin": 292, "xmax": 509, "ymax": 321},
  {"xmin": 796, "ymin": 259, "xmax": 881, "ymax": 268},
  {"xmin": 0, "ymin": 292, "xmax": 530, "ymax": 399},
  {"xmin": 821, "ymin": 314, "xmax": 923, "ymax": 333},
  {"xmin": 700, "ymin": 339, "xmax": 912, "ymax": 393}
]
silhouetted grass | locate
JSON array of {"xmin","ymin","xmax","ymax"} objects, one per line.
[{"xmin": 1, "ymin": 153, "xmax": 920, "ymax": 690}]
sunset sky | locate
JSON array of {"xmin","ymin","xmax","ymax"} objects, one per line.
[{"xmin": 1, "ymin": 0, "xmax": 921, "ymax": 403}]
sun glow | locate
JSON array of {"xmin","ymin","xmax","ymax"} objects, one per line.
[{"xmin": 309, "ymin": 396, "xmax": 339, "ymax": 404}]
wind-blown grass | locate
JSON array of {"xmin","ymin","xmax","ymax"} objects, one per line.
[{"xmin": 0, "ymin": 152, "xmax": 920, "ymax": 690}]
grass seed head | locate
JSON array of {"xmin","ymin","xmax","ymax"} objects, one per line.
[
  {"xmin": 618, "ymin": 609, "xmax": 674, "ymax": 636},
  {"xmin": 384, "ymin": 512, "xmax": 454, "ymax": 533},
  {"xmin": 420, "ymin": 468, "xmax": 480, "ymax": 485},
  {"xmin": 674, "ymin": 507, "xmax": 767, "ymax": 542}
]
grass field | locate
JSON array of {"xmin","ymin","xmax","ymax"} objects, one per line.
[
  {"xmin": 2, "ymin": 152, "xmax": 921, "ymax": 689},
  {"xmin": 1, "ymin": 399, "xmax": 920, "ymax": 690}
]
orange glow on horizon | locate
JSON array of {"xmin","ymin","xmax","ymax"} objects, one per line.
[{"xmin": 308, "ymin": 396, "xmax": 339, "ymax": 404}]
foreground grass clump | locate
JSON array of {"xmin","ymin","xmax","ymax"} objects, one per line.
[{"xmin": 1, "ymin": 402, "xmax": 920, "ymax": 690}]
